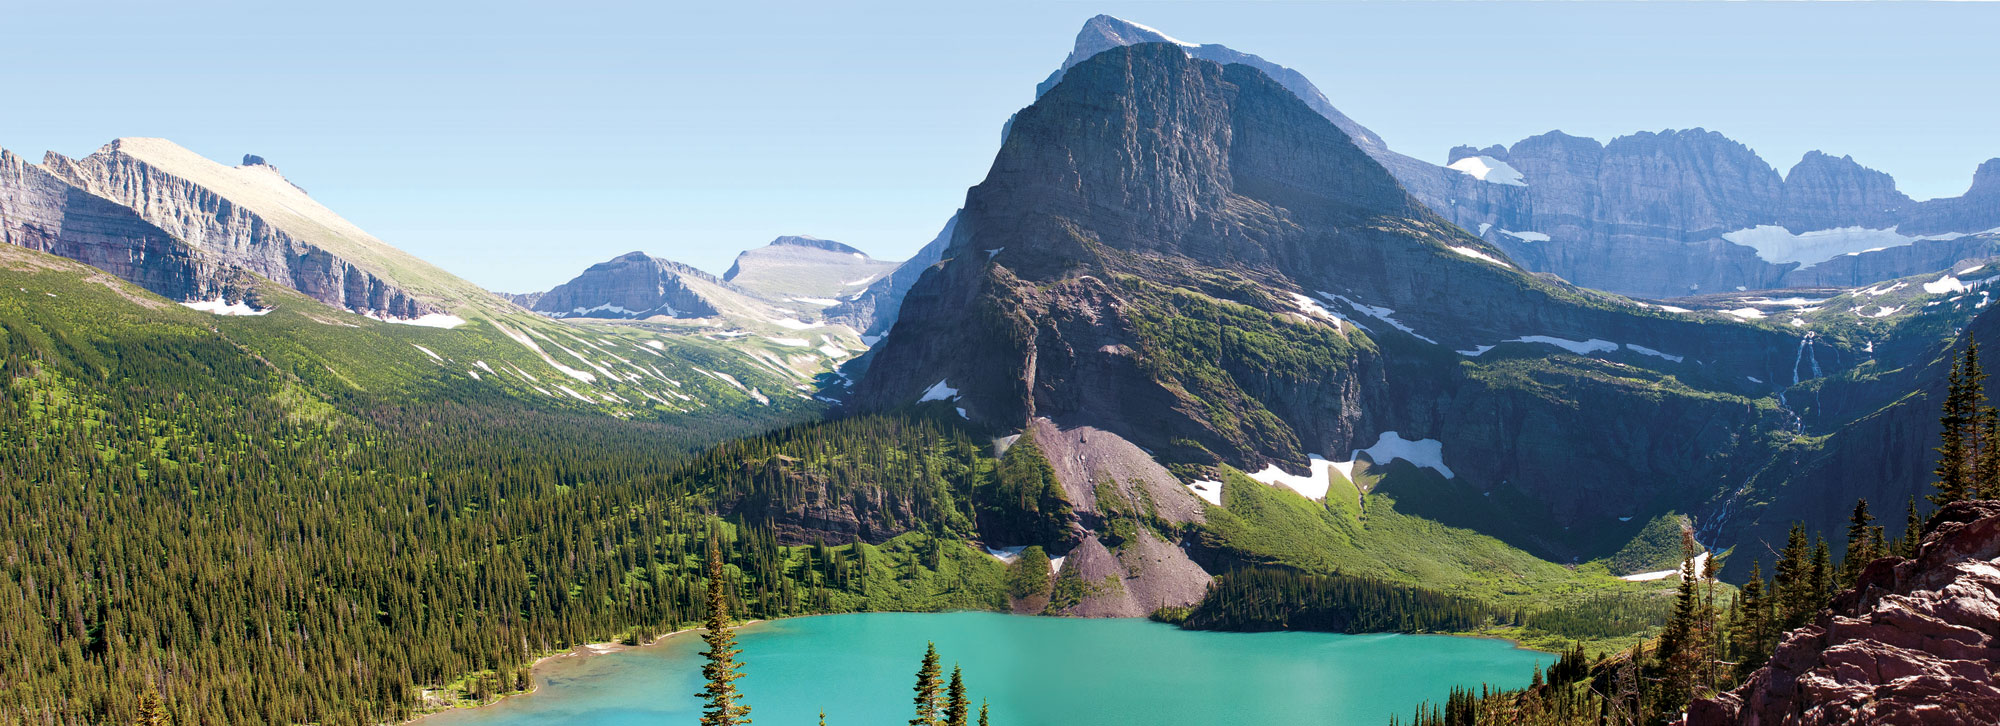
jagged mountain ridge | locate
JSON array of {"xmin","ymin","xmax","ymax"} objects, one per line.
[
  {"xmin": 1041, "ymin": 16, "xmax": 2000, "ymax": 301},
  {"xmin": 32, "ymin": 138, "xmax": 461, "ymax": 319},
  {"xmin": 1447, "ymin": 132, "xmax": 2000, "ymax": 298}
]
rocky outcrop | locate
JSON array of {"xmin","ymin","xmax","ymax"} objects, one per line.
[
  {"xmin": 0, "ymin": 149, "xmax": 226, "ymax": 303},
  {"xmin": 529, "ymin": 251, "xmax": 724, "ymax": 319},
  {"xmin": 41, "ymin": 139, "xmax": 436, "ymax": 318},
  {"xmin": 1900, "ymin": 158, "xmax": 2000, "ymax": 236},
  {"xmin": 1693, "ymin": 500, "xmax": 2000, "ymax": 725}
]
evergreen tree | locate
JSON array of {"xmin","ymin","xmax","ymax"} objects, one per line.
[
  {"xmin": 945, "ymin": 665, "xmax": 969, "ymax": 726},
  {"xmin": 1841, "ymin": 499, "xmax": 1875, "ymax": 587},
  {"xmin": 697, "ymin": 533, "xmax": 752, "ymax": 726},
  {"xmin": 910, "ymin": 643, "xmax": 942, "ymax": 726},
  {"xmin": 1728, "ymin": 561, "xmax": 1770, "ymax": 678},
  {"xmin": 135, "ymin": 687, "xmax": 167, "ymax": 726},
  {"xmin": 978, "ymin": 700, "xmax": 989, "ymax": 726},
  {"xmin": 1934, "ymin": 338, "xmax": 1984, "ymax": 505},
  {"xmin": 1810, "ymin": 537, "xmax": 1833, "ymax": 604},
  {"xmin": 1773, "ymin": 523, "xmax": 1813, "ymax": 630},
  {"xmin": 1902, "ymin": 496, "xmax": 1926, "ymax": 557},
  {"xmin": 1655, "ymin": 532, "xmax": 1706, "ymax": 711}
]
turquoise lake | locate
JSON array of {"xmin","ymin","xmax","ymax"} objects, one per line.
[{"xmin": 418, "ymin": 612, "xmax": 1547, "ymax": 726}]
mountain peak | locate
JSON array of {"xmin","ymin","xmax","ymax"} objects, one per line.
[
  {"xmin": 1968, "ymin": 158, "xmax": 2000, "ymax": 198},
  {"xmin": 1065, "ymin": 15, "xmax": 1195, "ymax": 68},
  {"xmin": 765, "ymin": 235, "xmax": 868, "ymax": 256},
  {"xmin": 1033, "ymin": 16, "xmax": 1388, "ymax": 155}
]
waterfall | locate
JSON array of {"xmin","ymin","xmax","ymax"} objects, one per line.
[{"xmin": 1793, "ymin": 333, "xmax": 1823, "ymax": 386}]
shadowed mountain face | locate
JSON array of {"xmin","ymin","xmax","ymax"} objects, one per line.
[
  {"xmin": 0, "ymin": 149, "xmax": 225, "ymax": 303},
  {"xmin": 1043, "ymin": 16, "xmax": 2000, "ymax": 300},
  {"xmin": 857, "ymin": 43, "xmax": 1822, "ymax": 565}
]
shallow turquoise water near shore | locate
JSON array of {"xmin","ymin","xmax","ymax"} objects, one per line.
[{"xmin": 419, "ymin": 612, "xmax": 1546, "ymax": 726}]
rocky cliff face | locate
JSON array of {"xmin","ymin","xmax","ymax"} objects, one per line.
[
  {"xmin": 38, "ymin": 139, "xmax": 438, "ymax": 318},
  {"xmin": 1437, "ymin": 131, "xmax": 2000, "ymax": 298},
  {"xmin": 529, "ymin": 251, "xmax": 724, "ymax": 319},
  {"xmin": 0, "ymin": 149, "xmax": 226, "ymax": 303},
  {"xmin": 858, "ymin": 43, "xmax": 1816, "ymax": 586},
  {"xmin": 1047, "ymin": 17, "xmax": 2000, "ymax": 300},
  {"xmin": 1694, "ymin": 500, "xmax": 2000, "ymax": 725}
]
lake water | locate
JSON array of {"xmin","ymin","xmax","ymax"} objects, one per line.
[{"xmin": 419, "ymin": 612, "xmax": 1546, "ymax": 726}]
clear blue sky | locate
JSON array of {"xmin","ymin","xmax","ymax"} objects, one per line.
[{"xmin": 3, "ymin": 1, "xmax": 1994, "ymax": 292}]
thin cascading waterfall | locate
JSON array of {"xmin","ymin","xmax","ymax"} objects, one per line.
[{"xmin": 1792, "ymin": 332, "xmax": 1823, "ymax": 386}]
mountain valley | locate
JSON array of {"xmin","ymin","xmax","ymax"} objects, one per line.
[{"xmin": 1, "ymin": 9, "xmax": 1996, "ymax": 726}]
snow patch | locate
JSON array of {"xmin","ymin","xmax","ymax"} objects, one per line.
[
  {"xmin": 1447, "ymin": 155, "xmax": 1527, "ymax": 186},
  {"xmin": 1719, "ymin": 225, "xmax": 1957, "ymax": 267},
  {"xmin": 764, "ymin": 337, "xmax": 810, "ymax": 346},
  {"xmin": 769, "ymin": 317, "xmax": 823, "ymax": 330},
  {"xmin": 1448, "ymin": 246, "xmax": 1512, "ymax": 267},
  {"xmin": 983, "ymin": 546, "xmax": 1027, "ymax": 564},
  {"xmin": 918, "ymin": 380, "xmax": 960, "ymax": 403},
  {"xmin": 180, "ymin": 297, "xmax": 270, "ymax": 316},
  {"xmin": 1924, "ymin": 275, "xmax": 1970, "ymax": 295},
  {"xmin": 1722, "ymin": 307, "xmax": 1767, "ymax": 320},
  {"xmin": 1186, "ymin": 480, "xmax": 1224, "ymax": 507},
  {"xmin": 1287, "ymin": 292, "xmax": 1344, "ymax": 330},
  {"xmin": 410, "ymin": 344, "xmax": 442, "ymax": 362},
  {"xmin": 1624, "ymin": 344, "xmax": 1684, "ymax": 363},
  {"xmin": 1498, "ymin": 229, "xmax": 1550, "ymax": 243},
  {"xmin": 787, "ymin": 297, "xmax": 841, "ymax": 306},
  {"xmin": 1318, "ymin": 292, "xmax": 1436, "ymax": 344},
  {"xmin": 1246, "ymin": 455, "xmax": 1341, "ymax": 500},
  {"xmin": 1354, "ymin": 432, "xmax": 1454, "ymax": 479}
]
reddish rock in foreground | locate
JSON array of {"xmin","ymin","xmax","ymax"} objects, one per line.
[{"xmin": 1692, "ymin": 500, "xmax": 2000, "ymax": 725}]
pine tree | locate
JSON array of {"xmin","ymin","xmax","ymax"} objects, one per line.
[
  {"xmin": 978, "ymin": 700, "xmax": 989, "ymax": 726},
  {"xmin": 945, "ymin": 665, "xmax": 970, "ymax": 726},
  {"xmin": 1773, "ymin": 523, "xmax": 1812, "ymax": 630},
  {"xmin": 819, "ymin": 711, "xmax": 827, "ymax": 726},
  {"xmin": 697, "ymin": 533, "xmax": 752, "ymax": 726},
  {"xmin": 1841, "ymin": 499, "xmax": 1875, "ymax": 587},
  {"xmin": 1902, "ymin": 497, "xmax": 1925, "ymax": 557},
  {"xmin": 1934, "ymin": 339, "xmax": 1984, "ymax": 504},
  {"xmin": 1810, "ymin": 537, "xmax": 1833, "ymax": 604},
  {"xmin": 1728, "ymin": 561, "xmax": 1769, "ymax": 678},
  {"xmin": 135, "ymin": 686, "xmax": 167, "ymax": 726},
  {"xmin": 910, "ymin": 643, "xmax": 942, "ymax": 726},
  {"xmin": 1656, "ymin": 532, "xmax": 1705, "ymax": 711}
]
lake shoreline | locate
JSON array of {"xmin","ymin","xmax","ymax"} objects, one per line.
[
  {"xmin": 404, "ymin": 611, "xmax": 1553, "ymax": 724},
  {"xmin": 404, "ymin": 619, "xmax": 766, "ymax": 724}
]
